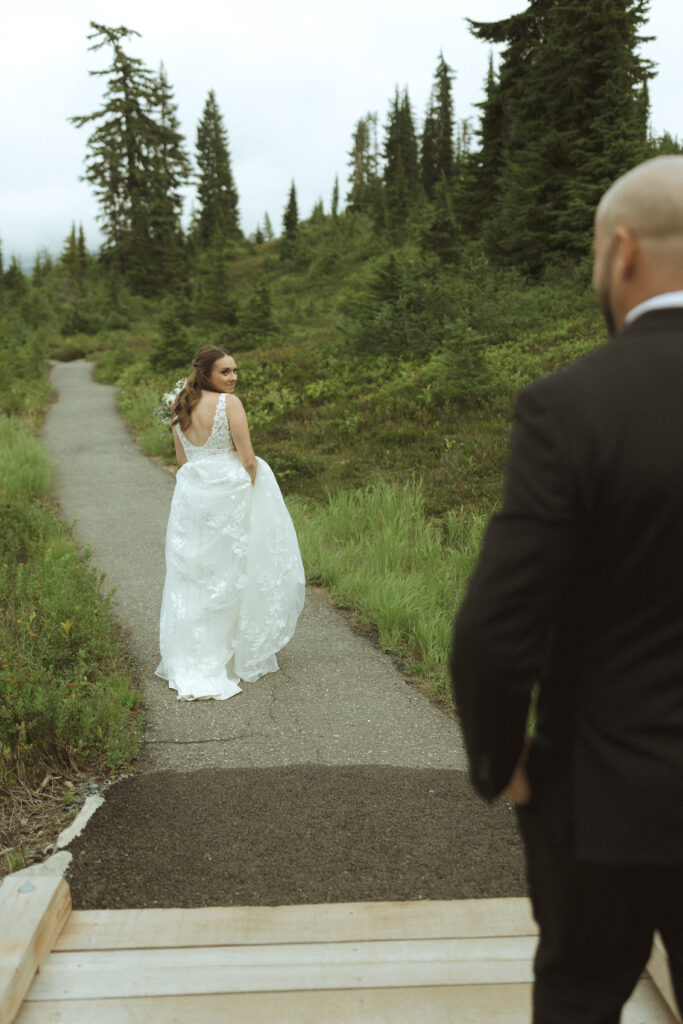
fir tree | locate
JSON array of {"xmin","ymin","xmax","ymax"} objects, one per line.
[
  {"xmin": 460, "ymin": 52, "xmax": 505, "ymax": 238},
  {"xmin": 310, "ymin": 198, "xmax": 325, "ymax": 224},
  {"xmin": 3, "ymin": 256, "xmax": 26, "ymax": 297},
  {"xmin": 70, "ymin": 23, "xmax": 191, "ymax": 293},
  {"xmin": 383, "ymin": 89, "xmax": 420, "ymax": 227},
  {"xmin": 60, "ymin": 224, "xmax": 88, "ymax": 295},
  {"xmin": 347, "ymin": 113, "xmax": 379, "ymax": 213},
  {"xmin": 421, "ymin": 53, "xmax": 455, "ymax": 199},
  {"xmin": 648, "ymin": 131, "xmax": 683, "ymax": 157},
  {"xmin": 32, "ymin": 249, "xmax": 53, "ymax": 285},
  {"xmin": 331, "ymin": 175, "xmax": 340, "ymax": 221},
  {"xmin": 469, "ymin": 0, "xmax": 654, "ymax": 272},
  {"xmin": 280, "ymin": 181, "xmax": 299, "ymax": 260},
  {"xmin": 195, "ymin": 89, "xmax": 241, "ymax": 247},
  {"xmin": 263, "ymin": 213, "xmax": 274, "ymax": 241},
  {"xmin": 143, "ymin": 63, "xmax": 191, "ymax": 291}
]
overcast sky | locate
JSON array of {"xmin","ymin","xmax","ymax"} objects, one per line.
[{"xmin": 2, "ymin": 0, "xmax": 681, "ymax": 265}]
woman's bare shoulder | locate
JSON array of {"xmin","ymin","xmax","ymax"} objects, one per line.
[{"xmin": 225, "ymin": 393, "xmax": 245, "ymax": 411}]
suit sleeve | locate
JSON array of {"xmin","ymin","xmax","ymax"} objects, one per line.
[{"xmin": 450, "ymin": 384, "xmax": 576, "ymax": 799}]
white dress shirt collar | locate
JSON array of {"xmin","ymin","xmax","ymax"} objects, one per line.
[{"xmin": 625, "ymin": 291, "xmax": 683, "ymax": 325}]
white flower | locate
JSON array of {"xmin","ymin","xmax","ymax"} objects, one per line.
[{"xmin": 154, "ymin": 377, "xmax": 188, "ymax": 431}]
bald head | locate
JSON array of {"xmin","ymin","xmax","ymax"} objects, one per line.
[
  {"xmin": 597, "ymin": 156, "xmax": 683, "ymax": 253},
  {"xmin": 592, "ymin": 156, "xmax": 683, "ymax": 334}
]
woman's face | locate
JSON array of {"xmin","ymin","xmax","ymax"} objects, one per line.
[{"xmin": 208, "ymin": 354, "xmax": 238, "ymax": 393}]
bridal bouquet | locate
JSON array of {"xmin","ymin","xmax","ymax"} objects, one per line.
[{"xmin": 154, "ymin": 377, "xmax": 187, "ymax": 432}]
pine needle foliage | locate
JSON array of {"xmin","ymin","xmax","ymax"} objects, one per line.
[
  {"xmin": 468, "ymin": 0, "xmax": 654, "ymax": 273},
  {"xmin": 194, "ymin": 90, "xmax": 241, "ymax": 247},
  {"xmin": 70, "ymin": 22, "xmax": 191, "ymax": 294}
]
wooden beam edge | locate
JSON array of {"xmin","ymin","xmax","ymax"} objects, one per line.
[
  {"xmin": 55, "ymin": 897, "xmax": 538, "ymax": 952},
  {"xmin": 0, "ymin": 876, "xmax": 71, "ymax": 1024}
]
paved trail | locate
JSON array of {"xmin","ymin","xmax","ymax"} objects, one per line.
[{"xmin": 40, "ymin": 360, "xmax": 526, "ymax": 908}]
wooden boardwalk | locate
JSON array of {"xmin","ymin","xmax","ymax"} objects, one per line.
[{"xmin": 1, "ymin": 875, "xmax": 680, "ymax": 1023}]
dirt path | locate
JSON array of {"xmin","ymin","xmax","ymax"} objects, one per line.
[{"xmin": 40, "ymin": 360, "xmax": 526, "ymax": 907}]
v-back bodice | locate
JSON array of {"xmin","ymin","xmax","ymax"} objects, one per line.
[{"xmin": 176, "ymin": 392, "xmax": 235, "ymax": 463}]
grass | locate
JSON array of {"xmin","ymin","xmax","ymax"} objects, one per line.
[
  {"xmin": 0, "ymin": 414, "xmax": 144, "ymax": 875},
  {"xmin": 0, "ymin": 415, "xmax": 52, "ymax": 498},
  {"xmin": 290, "ymin": 480, "xmax": 486, "ymax": 701}
]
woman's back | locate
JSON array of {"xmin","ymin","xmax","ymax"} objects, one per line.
[{"xmin": 181, "ymin": 391, "xmax": 221, "ymax": 447}]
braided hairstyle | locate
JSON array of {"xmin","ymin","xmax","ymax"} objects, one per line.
[{"xmin": 171, "ymin": 346, "xmax": 233, "ymax": 431}]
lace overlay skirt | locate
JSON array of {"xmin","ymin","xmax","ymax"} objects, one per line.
[{"xmin": 156, "ymin": 453, "xmax": 305, "ymax": 700}]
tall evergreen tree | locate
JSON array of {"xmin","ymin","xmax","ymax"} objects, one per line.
[
  {"xmin": 331, "ymin": 175, "xmax": 340, "ymax": 221},
  {"xmin": 70, "ymin": 23, "xmax": 191, "ymax": 293},
  {"xmin": 32, "ymin": 249, "xmax": 53, "ymax": 285},
  {"xmin": 143, "ymin": 64, "xmax": 191, "ymax": 290},
  {"xmin": 421, "ymin": 53, "xmax": 455, "ymax": 199},
  {"xmin": 263, "ymin": 213, "xmax": 274, "ymax": 241},
  {"xmin": 280, "ymin": 182, "xmax": 299, "ymax": 260},
  {"xmin": 60, "ymin": 224, "xmax": 88, "ymax": 295},
  {"xmin": 3, "ymin": 256, "xmax": 27, "ymax": 300},
  {"xmin": 459, "ymin": 52, "xmax": 505, "ymax": 238},
  {"xmin": 194, "ymin": 89, "xmax": 241, "ymax": 247},
  {"xmin": 383, "ymin": 89, "xmax": 420, "ymax": 226},
  {"xmin": 469, "ymin": 0, "xmax": 654, "ymax": 273},
  {"xmin": 347, "ymin": 113, "xmax": 379, "ymax": 213}
]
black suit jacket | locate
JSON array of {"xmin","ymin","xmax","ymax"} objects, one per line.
[{"xmin": 451, "ymin": 308, "xmax": 683, "ymax": 864}]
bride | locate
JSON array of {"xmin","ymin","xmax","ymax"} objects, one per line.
[{"xmin": 156, "ymin": 346, "xmax": 305, "ymax": 701}]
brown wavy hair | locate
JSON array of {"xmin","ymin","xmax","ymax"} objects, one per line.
[{"xmin": 171, "ymin": 346, "xmax": 233, "ymax": 432}]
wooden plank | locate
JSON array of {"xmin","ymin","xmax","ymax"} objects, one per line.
[
  {"xmin": 15, "ymin": 979, "xmax": 678, "ymax": 1024},
  {"xmin": 26, "ymin": 936, "xmax": 538, "ymax": 1001},
  {"xmin": 624, "ymin": 980, "xmax": 682, "ymax": 1024},
  {"xmin": 0, "ymin": 875, "xmax": 70, "ymax": 1024},
  {"xmin": 647, "ymin": 932, "xmax": 683, "ymax": 1022},
  {"xmin": 17, "ymin": 983, "xmax": 535, "ymax": 1023},
  {"xmin": 55, "ymin": 898, "xmax": 537, "ymax": 952}
]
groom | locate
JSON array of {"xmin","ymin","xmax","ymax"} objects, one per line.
[{"xmin": 450, "ymin": 155, "xmax": 683, "ymax": 1023}]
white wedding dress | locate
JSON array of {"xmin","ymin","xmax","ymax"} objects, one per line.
[{"xmin": 156, "ymin": 393, "xmax": 305, "ymax": 700}]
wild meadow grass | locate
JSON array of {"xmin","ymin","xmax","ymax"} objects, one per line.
[
  {"xmin": 289, "ymin": 480, "xmax": 487, "ymax": 701},
  {"xmin": 0, "ymin": 416, "xmax": 52, "ymax": 498},
  {"xmin": 0, "ymin": 416, "xmax": 143, "ymax": 786}
]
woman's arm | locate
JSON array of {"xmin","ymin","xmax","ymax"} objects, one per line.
[
  {"xmin": 173, "ymin": 427, "xmax": 187, "ymax": 467},
  {"xmin": 226, "ymin": 395, "xmax": 257, "ymax": 484}
]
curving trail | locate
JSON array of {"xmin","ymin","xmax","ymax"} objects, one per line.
[{"xmin": 40, "ymin": 360, "xmax": 525, "ymax": 908}]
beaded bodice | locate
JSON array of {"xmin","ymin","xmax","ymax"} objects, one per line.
[{"xmin": 176, "ymin": 392, "xmax": 234, "ymax": 462}]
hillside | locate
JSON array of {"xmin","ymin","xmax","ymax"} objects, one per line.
[{"xmin": 80, "ymin": 214, "xmax": 605, "ymax": 517}]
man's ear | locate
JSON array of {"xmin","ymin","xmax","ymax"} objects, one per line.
[{"xmin": 613, "ymin": 225, "xmax": 639, "ymax": 281}]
